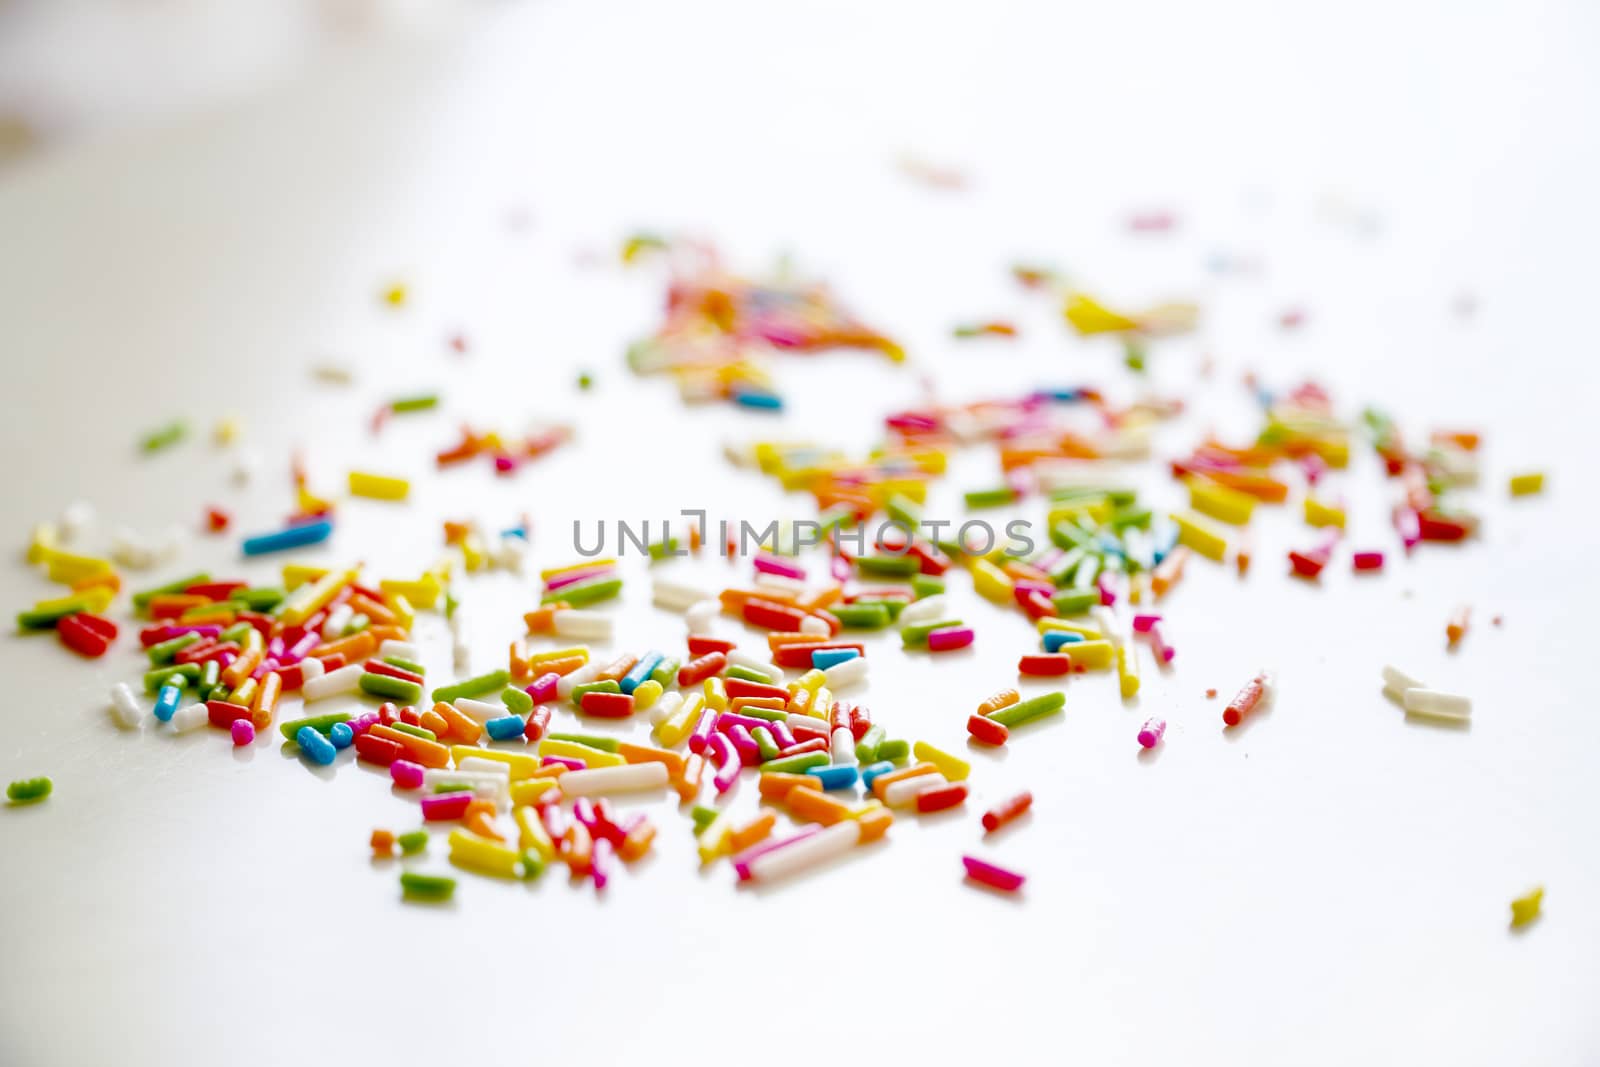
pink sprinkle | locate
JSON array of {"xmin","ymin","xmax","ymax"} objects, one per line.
[
  {"xmin": 1352, "ymin": 550, "xmax": 1385, "ymax": 572},
  {"xmin": 688, "ymin": 709, "xmax": 718, "ymax": 754},
  {"xmin": 830, "ymin": 556, "xmax": 852, "ymax": 582},
  {"xmin": 1132, "ymin": 613, "xmax": 1162, "ymax": 634},
  {"xmin": 591, "ymin": 837, "xmax": 613, "ymax": 890},
  {"xmin": 962, "ymin": 855, "xmax": 1026, "ymax": 892},
  {"xmin": 716, "ymin": 711, "xmax": 773, "ymax": 735},
  {"xmin": 1137, "ymin": 716, "xmax": 1167, "ymax": 748},
  {"xmin": 768, "ymin": 720, "xmax": 796, "ymax": 748},
  {"xmin": 542, "ymin": 756, "xmax": 585, "ymax": 772},
  {"xmin": 753, "ymin": 552, "xmax": 806, "ymax": 581},
  {"xmin": 707, "ymin": 731, "xmax": 737, "ymax": 770},
  {"xmin": 927, "ymin": 626, "xmax": 975, "ymax": 652},
  {"xmin": 572, "ymin": 798, "xmax": 600, "ymax": 832},
  {"xmin": 390, "ymin": 760, "xmax": 425, "ymax": 789},
  {"xmin": 1097, "ymin": 574, "xmax": 1117, "ymax": 606},
  {"xmin": 727, "ymin": 724, "xmax": 760, "ymax": 764},
  {"xmin": 494, "ymin": 454, "xmax": 517, "ymax": 474},
  {"xmin": 231, "ymin": 719, "xmax": 255, "ymax": 746},
  {"xmin": 1013, "ymin": 579, "xmax": 1054, "ymax": 598},
  {"xmin": 526, "ymin": 672, "xmax": 560, "ymax": 704}
]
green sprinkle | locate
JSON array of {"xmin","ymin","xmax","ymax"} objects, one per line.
[
  {"xmin": 855, "ymin": 554, "xmax": 919, "ymax": 578},
  {"xmin": 832, "ymin": 603, "xmax": 893, "ymax": 629},
  {"xmin": 1052, "ymin": 589, "xmax": 1099, "ymax": 616},
  {"xmin": 500, "ymin": 687, "xmax": 534, "ymax": 715},
  {"xmin": 690, "ymin": 805, "xmax": 720, "ymax": 833},
  {"xmin": 1110, "ymin": 505, "xmax": 1153, "ymax": 531},
  {"xmin": 570, "ymin": 679, "xmax": 621, "ymax": 707},
  {"xmin": 577, "ymin": 372, "xmax": 594, "ymax": 390},
  {"xmin": 726, "ymin": 664, "xmax": 778, "ymax": 685},
  {"xmin": 760, "ymin": 752, "xmax": 830, "ymax": 775},
  {"xmin": 988, "ymin": 691, "xmax": 1066, "ymax": 728},
  {"xmin": 143, "ymin": 664, "xmax": 200, "ymax": 693},
  {"xmin": 230, "ymin": 586, "xmax": 284, "ymax": 612},
  {"xmin": 855, "ymin": 724, "xmax": 886, "ymax": 763},
  {"xmin": 18, "ymin": 598, "xmax": 97, "ymax": 630},
  {"xmin": 147, "ymin": 632, "xmax": 201, "ymax": 665},
  {"xmin": 218, "ymin": 622, "xmax": 252, "ymax": 645},
  {"xmin": 432, "ymin": 670, "xmax": 511, "ymax": 704},
  {"xmin": 876, "ymin": 739, "xmax": 911, "ymax": 762},
  {"xmin": 397, "ymin": 830, "xmax": 428, "ymax": 854},
  {"xmin": 399, "ymin": 872, "xmax": 456, "ymax": 901},
  {"xmin": 545, "ymin": 731, "xmax": 621, "ymax": 753},
  {"xmin": 647, "ymin": 537, "xmax": 680, "ymax": 561},
  {"xmin": 752, "ymin": 726, "xmax": 780, "ymax": 762},
  {"xmin": 359, "ymin": 672, "xmax": 422, "ymax": 705},
  {"xmin": 649, "ymin": 657, "xmax": 681, "ymax": 687},
  {"xmin": 541, "ymin": 575, "xmax": 621, "ymax": 607},
  {"xmin": 963, "ymin": 486, "xmax": 1018, "ymax": 510},
  {"xmin": 276, "ymin": 712, "xmax": 351, "ymax": 742},
  {"xmin": 197, "ymin": 660, "xmax": 221, "ymax": 701},
  {"xmin": 520, "ymin": 850, "xmax": 546, "ymax": 880},
  {"xmin": 734, "ymin": 705, "xmax": 787, "ymax": 724},
  {"xmin": 344, "ymin": 613, "xmax": 370, "ymax": 636},
  {"xmin": 383, "ymin": 655, "xmax": 426, "ymax": 675},
  {"xmin": 6, "ymin": 777, "xmax": 51, "ymax": 803},
  {"xmin": 388, "ymin": 721, "xmax": 438, "ymax": 741},
  {"xmin": 902, "ymin": 619, "xmax": 963, "ymax": 647},
  {"xmin": 389, "ymin": 394, "xmax": 439, "ymax": 413},
  {"xmin": 1050, "ymin": 521, "xmax": 1097, "ymax": 552},
  {"xmin": 132, "ymin": 572, "xmax": 210, "ymax": 612},
  {"xmin": 140, "ymin": 419, "xmax": 187, "ymax": 453},
  {"xmin": 886, "ymin": 493, "xmax": 923, "ymax": 530},
  {"xmin": 910, "ymin": 575, "xmax": 945, "ymax": 600}
]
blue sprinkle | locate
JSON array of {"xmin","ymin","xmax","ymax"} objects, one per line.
[
  {"xmin": 810, "ymin": 648, "xmax": 860, "ymax": 670},
  {"xmin": 329, "ymin": 721, "xmax": 355, "ymax": 749},
  {"xmin": 243, "ymin": 520, "xmax": 333, "ymax": 557},
  {"xmin": 806, "ymin": 765, "xmax": 859, "ymax": 790},
  {"xmin": 296, "ymin": 725, "xmax": 337, "ymax": 766},
  {"xmin": 1043, "ymin": 630, "xmax": 1086, "ymax": 652},
  {"xmin": 620, "ymin": 651, "xmax": 664, "ymax": 695},
  {"xmin": 732, "ymin": 390, "xmax": 783, "ymax": 411},
  {"xmin": 859, "ymin": 761, "xmax": 896, "ymax": 790},
  {"xmin": 153, "ymin": 683, "xmax": 183, "ymax": 722},
  {"xmin": 485, "ymin": 715, "xmax": 527, "ymax": 741}
]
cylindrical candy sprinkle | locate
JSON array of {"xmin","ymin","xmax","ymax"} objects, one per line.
[
  {"xmin": 390, "ymin": 760, "xmax": 426, "ymax": 789},
  {"xmin": 1402, "ymin": 688, "xmax": 1472, "ymax": 721},
  {"xmin": 486, "ymin": 714, "xmax": 526, "ymax": 740},
  {"xmin": 823, "ymin": 656, "xmax": 868, "ymax": 690},
  {"xmin": 6, "ymin": 777, "xmax": 52, "ymax": 803},
  {"xmin": 296, "ymin": 725, "xmax": 338, "ymax": 765},
  {"xmin": 982, "ymin": 791, "xmax": 1033, "ymax": 833},
  {"xmin": 744, "ymin": 820, "xmax": 861, "ymax": 884},
  {"xmin": 1018, "ymin": 653, "xmax": 1073, "ymax": 677},
  {"xmin": 1137, "ymin": 716, "xmax": 1167, "ymax": 748},
  {"xmin": 109, "ymin": 682, "xmax": 143, "ymax": 730},
  {"xmin": 885, "ymin": 771, "xmax": 947, "ymax": 808},
  {"xmin": 966, "ymin": 713, "xmax": 1009, "ymax": 745},
  {"xmin": 1223, "ymin": 672, "xmax": 1272, "ymax": 726},
  {"xmin": 927, "ymin": 626, "xmax": 974, "ymax": 652},
  {"xmin": 399, "ymin": 871, "xmax": 455, "ymax": 901},
  {"xmin": 153, "ymin": 683, "xmax": 183, "ymax": 723},
  {"xmin": 988, "ymin": 691, "xmax": 1065, "ymax": 728},
  {"xmin": 231, "ymin": 719, "xmax": 255, "ymax": 746},
  {"xmin": 559, "ymin": 762, "xmax": 672, "ymax": 797},
  {"xmin": 170, "ymin": 702, "xmax": 209, "ymax": 733},
  {"xmin": 421, "ymin": 791, "xmax": 475, "ymax": 820},
  {"xmin": 977, "ymin": 688, "xmax": 1020, "ymax": 716},
  {"xmin": 916, "ymin": 781, "xmax": 968, "ymax": 812},
  {"xmin": 1352, "ymin": 550, "xmax": 1385, "ymax": 572},
  {"xmin": 830, "ymin": 726, "xmax": 858, "ymax": 766},
  {"xmin": 963, "ymin": 855, "xmax": 1026, "ymax": 892}
]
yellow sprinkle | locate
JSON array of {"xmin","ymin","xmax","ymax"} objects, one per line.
[
  {"xmin": 388, "ymin": 592, "xmax": 415, "ymax": 630},
  {"xmin": 1510, "ymin": 886, "xmax": 1544, "ymax": 928},
  {"xmin": 514, "ymin": 803, "xmax": 557, "ymax": 859},
  {"xmin": 1303, "ymin": 496, "xmax": 1346, "ymax": 529},
  {"xmin": 1170, "ymin": 510, "xmax": 1229, "ymax": 562},
  {"xmin": 796, "ymin": 669, "xmax": 827, "ymax": 694},
  {"xmin": 537, "ymin": 739, "xmax": 625, "ymax": 768},
  {"xmin": 1187, "ymin": 477, "xmax": 1256, "ymax": 526},
  {"xmin": 1063, "ymin": 639, "xmax": 1117, "ymax": 670},
  {"xmin": 45, "ymin": 551, "xmax": 112, "ymax": 585},
  {"xmin": 970, "ymin": 557, "xmax": 1016, "ymax": 604},
  {"xmin": 348, "ymin": 471, "xmax": 410, "ymax": 502},
  {"xmin": 696, "ymin": 811, "xmax": 734, "ymax": 864},
  {"xmin": 381, "ymin": 574, "xmax": 440, "ymax": 610},
  {"xmin": 1117, "ymin": 641, "xmax": 1141, "ymax": 698},
  {"xmin": 540, "ymin": 559, "xmax": 616, "ymax": 582},
  {"xmin": 528, "ymin": 646, "xmax": 589, "ymax": 667},
  {"xmin": 703, "ymin": 677, "xmax": 728, "ymax": 711},
  {"xmin": 27, "ymin": 523, "xmax": 59, "ymax": 566},
  {"xmin": 279, "ymin": 568, "xmax": 355, "ymax": 626},
  {"xmin": 1037, "ymin": 618, "xmax": 1103, "ymax": 639},
  {"xmin": 382, "ymin": 282, "xmax": 408, "ymax": 307},
  {"xmin": 633, "ymin": 679, "xmax": 664, "ymax": 710},
  {"xmin": 448, "ymin": 830, "xmax": 521, "ymax": 878},
  {"xmin": 282, "ymin": 564, "xmax": 328, "ymax": 590},
  {"xmin": 296, "ymin": 486, "xmax": 334, "ymax": 515},
  {"xmin": 911, "ymin": 741, "xmax": 970, "ymax": 782},
  {"xmin": 810, "ymin": 686, "xmax": 832, "ymax": 718},
  {"xmin": 1508, "ymin": 471, "xmax": 1545, "ymax": 497},
  {"xmin": 655, "ymin": 693, "xmax": 704, "ymax": 747},
  {"xmin": 213, "ymin": 417, "xmax": 240, "ymax": 446}
]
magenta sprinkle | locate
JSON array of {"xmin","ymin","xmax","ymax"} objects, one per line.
[
  {"xmin": 1132, "ymin": 613, "xmax": 1162, "ymax": 633},
  {"xmin": 1352, "ymin": 550, "xmax": 1385, "ymax": 572},
  {"xmin": 767, "ymin": 720, "xmax": 796, "ymax": 749},
  {"xmin": 231, "ymin": 719, "xmax": 255, "ymax": 746},
  {"xmin": 727, "ymin": 723, "xmax": 760, "ymax": 764},
  {"xmin": 390, "ymin": 759, "xmax": 425, "ymax": 789},
  {"xmin": 753, "ymin": 552, "xmax": 806, "ymax": 581},
  {"xmin": 707, "ymin": 731, "xmax": 736, "ymax": 770},
  {"xmin": 715, "ymin": 711, "xmax": 774, "ymax": 735},
  {"xmin": 927, "ymin": 625, "xmax": 974, "ymax": 652},
  {"xmin": 572, "ymin": 798, "xmax": 599, "ymax": 832},
  {"xmin": 526, "ymin": 672, "xmax": 560, "ymax": 704},
  {"xmin": 962, "ymin": 855, "xmax": 1026, "ymax": 892},
  {"xmin": 688, "ymin": 709, "xmax": 718, "ymax": 754},
  {"xmin": 542, "ymin": 755, "xmax": 585, "ymax": 772},
  {"xmin": 1137, "ymin": 716, "xmax": 1167, "ymax": 748},
  {"xmin": 830, "ymin": 556, "xmax": 851, "ymax": 582},
  {"xmin": 591, "ymin": 837, "xmax": 613, "ymax": 890},
  {"xmin": 1097, "ymin": 573, "xmax": 1117, "ymax": 606}
]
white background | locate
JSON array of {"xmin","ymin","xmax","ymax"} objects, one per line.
[{"xmin": 2, "ymin": 1, "xmax": 1599, "ymax": 1064}]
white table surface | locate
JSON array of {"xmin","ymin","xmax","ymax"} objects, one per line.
[{"xmin": 2, "ymin": 2, "xmax": 1599, "ymax": 1063}]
